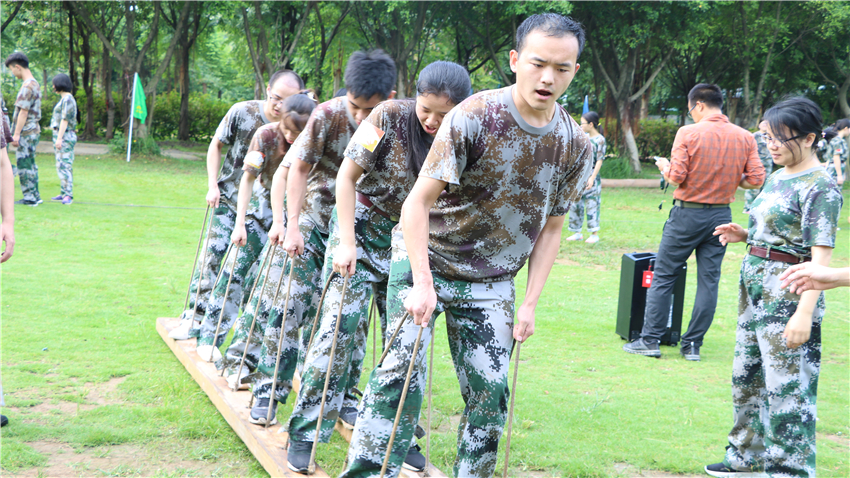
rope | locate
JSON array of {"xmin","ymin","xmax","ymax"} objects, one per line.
[
  {"xmin": 265, "ymin": 264, "xmax": 296, "ymax": 428},
  {"xmin": 209, "ymin": 244, "xmax": 241, "ymax": 362},
  {"xmin": 188, "ymin": 212, "xmax": 217, "ymax": 324},
  {"xmin": 70, "ymin": 201, "xmax": 206, "ymax": 210},
  {"xmin": 308, "ymin": 273, "xmax": 350, "ymax": 474},
  {"xmin": 502, "ymin": 341, "xmax": 522, "ymax": 478},
  {"xmin": 304, "ymin": 272, "xmax": 338, "ymax": 356},
  {"xmin": 181, "ymin": 205, "xmax": 210, "ymax": 314},
  {"xmin": 378, "ymin": 313, "xmax": 412, "ymax": 365},
  {"xmin": 425, "ymin": 321, "xmax": 435, "ymax": 476}
]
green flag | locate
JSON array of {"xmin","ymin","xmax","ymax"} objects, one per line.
[{"xmin": 132, "ymin": 73, "xmax": 147, "ymax": 124}]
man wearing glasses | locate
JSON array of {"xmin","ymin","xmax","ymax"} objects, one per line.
[
  {"xmin": 623, "ymin": 83, "xmax": 765, "ymax": 361},
  {"xmin": 170, "ymin": 70, "xmax": 305, "ymax": 341}
]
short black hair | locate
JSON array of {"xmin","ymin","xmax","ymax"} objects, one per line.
[
  {"xmin": 269, "ymin": 69, "xmax": 304, "ymax": 90},
  {"xmin": 835, "ymin": 118, "xmax": 850, "ymax": 131},
  {"xmin": 52, "ymin": 73, "xmax": 73, "ymax": 93},
  {"xmin": 344, "ymin": 50, "xmax": 396, "ymax": 100},
  {"xmin": 688, "ymin": 83, "xmax": 723, "ymax": 109},
  {"xmin": 516, "ymin": 13, "xmax": 586, "ymax": 58},
  {"xmin": 4, "ymin": 52, "xmax": 29, "ymax": 69},
  {"xmin": 582, "ymin": 111, "xmax": 601, "ymax": 130},
  {"xmin": 764, "ymin": 96, "xmax": 822, "ymax": 157}
]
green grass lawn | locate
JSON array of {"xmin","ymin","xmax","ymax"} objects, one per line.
[{"xmin": 2, "ymin": 152, "xmax": 848, "ymax": 477}]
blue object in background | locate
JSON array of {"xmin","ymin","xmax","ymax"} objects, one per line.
[{"xmin": 582, "ymin": 95, "xmax": 589, "ymax": 115}]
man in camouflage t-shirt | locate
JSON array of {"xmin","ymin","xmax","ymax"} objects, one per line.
[
  {"xmin": 743, "ymin": 122, "xmax": 774, "ymax": 213},
  {"xmin": 5, "ymin": 53, "xmax": 42, "ymax": 206},
  {"xmin": 170, "ymin": 70, "xmax": 304, "ymax": 340},
  {"xmin": 245, "ymin": 50, "xmax": 396, "ymax": 426},
  {"xmin": 341, "ymin": 15, "xmax": 591, "ymax": 478}
]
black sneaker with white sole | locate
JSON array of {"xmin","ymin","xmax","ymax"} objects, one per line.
[
  {"xmin": 340, "ymin": 406, "xmax": 358, "ymax": 428},
  {"xmin": 402, "ymin": 443, "xmax": 426, "ymax": 472},
  {"xmin": 287, "ymin": 439, "xmax": 313, "ymax": 473},
  {"xmin": 249, "ymin": 397, "xmax": 278, "ymax": 425},
  {"xmin": 680, "ymin": 341, "xmax": 701, "ymax": 361},
  {"xmin": 622, "ymin": 338, "xmax": 661, "ymax": 357},
  {"xmin": 705, "ymin": 462, "xmax": 767, "ymax": 477}
]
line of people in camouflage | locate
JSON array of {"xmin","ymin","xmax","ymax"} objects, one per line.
[{"xmin": 166, "ymin": 13, "xmax": 843, "ymax": 478}]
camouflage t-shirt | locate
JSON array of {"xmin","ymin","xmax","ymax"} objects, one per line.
[
  {"xmin": 747, "ymin": 166, "xmax": 843, "ymax": 257},
  {"xmin": 214, "ymin": 100, "xmax": 270, "ymax": 205},
  {"xmin": 753, "ymin": 131, "xmax": 773, "ymax": 173},
  {"xmin": 50, "ymin": 94, "xmax": 78, "ymax": 135},
  {"xmin": 13, "ymin": 78, "xmax": 41, "ymax": 136},
  {"xmin": 243, "ymin": 122, "xmax": 290, "ymax": 192},
  {"xmin": 588, "ymin": 134, "xmax": 606, "ymax": 188},
  {"xmin": 828, "ymin": 136, "xmax": 847, "ymax": 164},
  {"xmin": 344, "ymin": 99, "xmax": 418, "ymax": 219},
  {"xmin": 281, "ymin": 96, "xmax": 357, "ymax": 232},
  {"xmin": 421, "ymin": 86, "xmax": 592, "ymax": 282}
]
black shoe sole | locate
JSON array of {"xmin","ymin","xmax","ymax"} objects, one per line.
[
  {"xmin": 287, "ymin": 461, "xmax": 309, "ymax": 474},
  {"xmin": 402, "ymin": 462, "xmax": 426, "ymax": 473},
  {"xmin": 623, "ymin": 346, "xmax": 661, "ymax": 358}
]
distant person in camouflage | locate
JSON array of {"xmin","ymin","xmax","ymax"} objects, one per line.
[
  {"xmin": 5, "ymin": 52, "xmax": 42, "ymax": 206},
  {"xmin": 195, "ymin": 92, "xmax": 317, "ymax": 364},
  {"xmin": 169, "ymin": 70, "xmax": 305, "ymax": 341},
  {"xmin": 823, "ymin": 118, "xmax": 848, "ymax": 188},
  {"xmin": 284, "ymin": 61, "xmax": 471, "ymax": 474},
  {"xmin": 246, "ymin": 50, "xmax": 396, "ymax": 429},
  {"xmin": 567, "ymin": 110, "xmax": 606, "ymax": 243},
  {"xmin": 708, "ymin": 97, "xmax": 843, "ymax": 478},
  {"xmin": 340, "ymin": 14, "xmax": 592, "ymax": 478},
  {"xmin": 49, "ymin": 74, "xmax": 77, "ymax": 205},
  {"xmin": 743, "ymin": 121, "xmax": 774, "ymax": 213}
]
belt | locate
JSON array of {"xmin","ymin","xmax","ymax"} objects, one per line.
[
  {"xmin": 748, "ymin": 245, "xmax": 810, "ymax": 265},
  {"xmin": 673, "ymin": 199, "xmax": 729, "ymax": 209},
  {"xmin": 356, "ymin": 192, "xmax": 399, "ymax": 222}
]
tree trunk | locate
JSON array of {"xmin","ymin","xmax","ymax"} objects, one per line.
[
  {"xmin": 839, "ymin": 74, "xmax": 850, "ymax": 118},
  {"xmin": 81, "ymin": 22, "xmax": 96, "ymax": 139},
  {"xmin": 68, "ymin": 7, "xmax": 78, "ymax": 98},
  {"xmin": 104, "ymin": 47, "xmax": 115, "ymax": 139},
  {"xmin": 178, "ymin": 44, "xmax": 191, "ymax": 140},
  {"xmin": 619, "ymin": 100, "xmax": 641, "ymax": 172}
]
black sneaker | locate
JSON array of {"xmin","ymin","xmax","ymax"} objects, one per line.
[
  {"xmin": 249, "ymin": 397, "xmax": 278, "ymax": 425},
  {"xmin": 623, "ymin": 338, "xmax": 661, "ymax": 357},
  {"xmin": 287, "ymin": 439, "xmax": 313, "ymax": 473},
  {"xmin": 339, "ymin": 406, "xmax": 358, "ymax": 428},
  {"xmin": 1, "ymin": 415, "xmax": 7, "ymax": 427},
  {"xmin": 705, "ymin": 462, "xmax": 766, "ymax": 477},
  {"xmin": 680, "ymin": 341, "xmax": 700, "ymax": 361},
  {"xmin": 414, "ymin": 424, "xmax": 426, "ymax": 439},
  {"xmin": 402, "ymin": 443, "xmax": 426, "ymax": 472}
]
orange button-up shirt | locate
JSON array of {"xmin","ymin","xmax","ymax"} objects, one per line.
[{"xmin": 668, "ymin": 114, "xmax": 765, "ymax": 204}]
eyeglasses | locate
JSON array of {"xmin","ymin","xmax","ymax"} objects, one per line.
[
  {"xmin": 686, "ymin": 102, "xmax": 701, "ymax": 119},
  {"xmin": 763, "ymin": 133, "xmax": 807, "ymax": 147},
  {"xmin": 268, "ymin": 94, "xmax": 286, "ymax": 105}
]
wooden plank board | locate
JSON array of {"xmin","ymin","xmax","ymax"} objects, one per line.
[
  {"xmin": 156, "ymin": 317, "xmax": 328, "ymax": 478},
  {"xmin": 158, "ymin": 317, "xmax": 446, "ymax": 478}
]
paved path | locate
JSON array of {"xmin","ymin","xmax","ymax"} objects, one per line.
[{"xmin": 10, "ymin": 141, "xmax": 202, "ymax": 161}]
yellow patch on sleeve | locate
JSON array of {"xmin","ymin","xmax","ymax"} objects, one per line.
[
  {"xmin": 244, "ymin": 150, "xmax": 265, "ymax": 169},
  {"xmin": 351, "ymin": 121, "xmax": 385, "ymax": 153}
]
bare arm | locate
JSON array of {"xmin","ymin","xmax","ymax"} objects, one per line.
[
  {"xmin": 230, "ymin": 170, "xmax": 256, "ymax": 246},
  {"xmin": 11, "ymin": 109, "xmax": 27, "ymax": 145},
  {"xmin": 586, "ymin": 159, "xmax": 603, "ymax": 190},
  {"xmin": 206, "ymin": 138, "xmax": 224, "ymax": 207},
  {"xmin": 655, "ymin": 157, "xmax": 680, "ymax": 187},
  {"xmin": 515, "ymin": 215, "xmax": 565, "ymax": 342},
  {"xmin": 282, "ymin": 159, "xmax": 312, "ymax": 256},
  {"xmin": 1, "ymin": 146, "xmax": 15, "ymax": 262},
  {"xmin": 333, "ymin": 158, "xmax": 365, "ymax": 276},
  {"xmin": 401, "ymin": 177, "xmax": 447, "ymax": 327},
  {"xmin": 55, "ymin": 119, "xmax": 69, "ymax": 149},
  {"xmin": 784, "ymin": 246, "xmax": 832, "ymax": 349},
  {"xmin": 268, "ymin": 164, "xmax": 289, "ymax": 245},
  {"xmin": 781, "ymin": 263, "xmax": 850, "ymax": 293}
]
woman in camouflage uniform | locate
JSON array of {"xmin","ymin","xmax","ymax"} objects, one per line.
[
  {"xmin": 708, "ymin": 97, "xmax": 843, "ymax": 478},
  {"xmin": 283, "ymin": 61, "xmax": 471, "ymax": 473},
  {"xmin": 49, "ymin": 74, "xmax": 77, "ymax": 205},
  {"xmin": 566, "ymin": 111, "xmax": 606, "ymax": 243},
  {"xmin": 823, "ymin": 118, "xmax": 848, "ymax": 188}
]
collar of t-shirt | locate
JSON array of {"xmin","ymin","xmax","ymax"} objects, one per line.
[
  {"xmin": 699, "ymin": 113, "xmax": 729, "ymax": 124},
  {"xmin": 505, "ymin": 86, "xmax": 559, "ymax": 136},
  {"xmin": 258, "ymin": 100, "xmax": 270, "ymax": 124},
  {"xmin": 343, "ymin": 98, "xmax": 358, "ymax": 131},
  {"xmin": 777, "ymin": 165, "xmax": 824, "ymax": 180}
]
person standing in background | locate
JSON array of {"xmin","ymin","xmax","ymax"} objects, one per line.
[
  {"xmin": 49, "ymin": 74, "xmax": 77, "ymax": 205},
  {"xmin": 743, "ymin": 120, "xmax": 773, "ymax": 213},
  {"xmin": 5, "ymin": 52, "xmax": 42, "ymax": 206},
  {"xmin": 566, "ymin": 110, "xmax": 606, "ymax": 243}
]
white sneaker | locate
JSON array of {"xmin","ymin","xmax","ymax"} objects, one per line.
[
  {"xmin": 566, "ymin": 233, "xmax": 583, "ymax": 241},
  {"xmin": 585, "ymin": 234, "xmax": 600, "ymax": 244},
  {"xmin": 168, "ymin": 320, "xmax": 196, "ymax": 340},
  {"xmin": 196, "ymin": 344, "xmax": 222, "ymax": 363},
  {"xmin": 227, "ymin": 366, "xmax": 251, "ymax": 390}
]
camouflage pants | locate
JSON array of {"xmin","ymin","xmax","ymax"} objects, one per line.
[
  {"xmin": 251, "ymin": 218, "xmax": 328, "ymax": 401},
  {"xmin": 568, "ymin": 184, "xmax": 601, "ymax": 233},
  {"xmin": 724, "ymin": 254, "xmax": 823, "ymax": 478},
  {"xmin": 341, "ymin": 229, "xmax": 516, "ymax": 478},
  {"xmin": 744, "ymin": 162, "xmax": 774, "ymax": 213},
  {"xmin": 15, "ymin": 132, "xmax": 41, "ymax": 202},
  {"xmin": 53, "ymin": 132, "xmax": 76, "ymax": 198},
  {"xmin": 287, "ymin": 202, "xmax": 392, "ymax": 443},
  {"xmin": 196, "ymin": 190, "xmax": 273, "ymax": 347},
  {"xmin": 825, "ymin": 160, "xmax": 846, "ymax": 190}
]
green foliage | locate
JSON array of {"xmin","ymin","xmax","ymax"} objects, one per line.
[
  {"xmin": 108, "ymin": 132, "xmax": 162, "ymax": 157},
  {"xmin": 151, "ymin": 91, "xmax": 231, "ymax": 141},
  {"xmin": 599, "ymin": 155, "xmax": 641, "ymax": 179},
  {"xmin": 635, "ymin": 119, "xmax": 679, "ymax": 159}
]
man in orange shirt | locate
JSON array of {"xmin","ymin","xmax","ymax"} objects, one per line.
[{"xmin": 624, "ymin": 83, "xmax": 765, "ymax": 361}]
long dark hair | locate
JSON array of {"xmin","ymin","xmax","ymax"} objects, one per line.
[
  {"xmin": 406, "ymin": 61, "xmax": 472, "ymax": 175},
  {"xmin": 764, "ymin": 97, "xmax": 822, "ymax": 159},
  {"xmin": 282, "ymin": 89, "xmax": 318, "ymax": 132},
  {"xmin": 581, "ymin": 111, "xmax": 602, "ymax": 135}
]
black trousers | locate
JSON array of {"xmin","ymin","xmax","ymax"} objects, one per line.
[{"xmin": 640, "ymin": 205, "xmax": 731, "ymax": 347}]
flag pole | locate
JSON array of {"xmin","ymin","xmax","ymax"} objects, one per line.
[{"xmin": 126, "ymin": 73, "xmax": 137, "ymax": 162}]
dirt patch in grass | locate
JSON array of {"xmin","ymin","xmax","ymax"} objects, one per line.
[
  {"xmin": 7, "ymin": 377, "xmax": 128, "ymax": 417},
  {"xmin": 84, "ymin": 376, "xmax": 127, "ymax": 406},
  {"xmin": 4, "ymin": 441, "xmax": 253, "ymax": 477},
  {"xmin": 820, "ymin": 432, "xmax": 850, "ymax": 448},
  {"xmin": 613, "ymin": 462, "xmax": 704, "ymax": 478}
]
